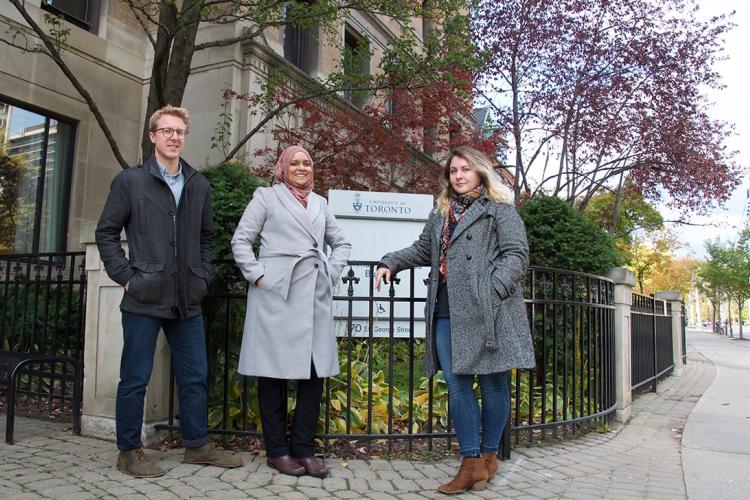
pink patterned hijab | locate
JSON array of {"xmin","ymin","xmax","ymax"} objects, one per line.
[{"xmin": 274, "ymin": 145, "xmax": 314, "ymax": 207}]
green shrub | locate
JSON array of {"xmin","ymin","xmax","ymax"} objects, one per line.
[
  {"xmin": 202, "ymin": 161, "xmax": 265, "ymax": 410},
  {"xmin": 519, "ymin": 194, "xmax": 623, "ymax": 275},
  {"xmin": 202, "ymin": 161, "xmax": 266, "ymax": 260}
]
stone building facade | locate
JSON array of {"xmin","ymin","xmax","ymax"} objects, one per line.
[{"xmin": 0, "ymin": 0, "xmax": 435, "ymax": 253}]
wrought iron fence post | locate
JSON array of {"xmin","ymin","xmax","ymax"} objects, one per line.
[
  {"xmin": 682, "ymin": 303, "xmax": 687, "ymax": 365},
  {"xmin": 655, "ymin": 292, "xmax": 685, "ymax": 376},
  {"xmin": 607, "ymin": 267, "xmax": 635, "ymax": 423},
  {"xmin": 651, "ymin": 298, "xmax": 658, "ymax": 393}
]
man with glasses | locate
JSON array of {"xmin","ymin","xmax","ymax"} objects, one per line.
[{"xmin": 96, "ymin": 105, "xmax": 242, "ymax": 477}]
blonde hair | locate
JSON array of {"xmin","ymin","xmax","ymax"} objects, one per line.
[
  {"xmin": 148, "ymin": 105, "xmax": 191, "ymax": 131},
  {"xmin": 435, "ymin": 146, "xmax": 514, "ymax": 217}
]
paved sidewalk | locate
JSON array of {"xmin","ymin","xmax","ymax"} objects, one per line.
[
  {"xmin": 0, "ymin": 348, "xmax": 713, "ymax": 499},
  {"xmin": 682, "ymin": 330, "xmax": 750, "ymax": 500}
]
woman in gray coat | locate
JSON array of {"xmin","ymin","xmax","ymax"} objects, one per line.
[
  {"xmin": 232, "ymin": 146, "xmax": 351, "ymax": 478},
  {"xmin": 375, "ymin": 146, "xmax": 534, "ymax": 494}
]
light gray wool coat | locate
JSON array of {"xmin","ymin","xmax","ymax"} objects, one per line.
[
  {"xmin": 231, "ymin": 184, "xmax": 351, "ymax": 379},
  {"xmin": 380, "ymin": 194, "xmax": 535, "ymax": 376}
]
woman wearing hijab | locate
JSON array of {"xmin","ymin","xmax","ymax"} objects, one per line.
[
  {"xmin": 232, "ymin": 146, "xmax": 351, "ymax": 478},
  {"xmin": 375, "ymin": 146, "xmax": 535, "ymax": 494}
]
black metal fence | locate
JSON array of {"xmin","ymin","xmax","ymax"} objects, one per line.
[
  {"xmin": 163, "ymin": 260, "xmax": 617, "ymax": 453},
  {"xmin": 0, "ymin": 251, "xmax": 685, "ymax": 453},
  {"xmin": 631, "ymin": 293, "xmax": 674, "ymax": 391},
  {"xmin": 520, "ymin": 268, "xmax": 616, "ymax": 444},
  {"xmin": 0, "ymin": 252, "xmax": 86, "ymax": 418},
  {"xmin": 681, "ymin": 303, "xmax": 687, "ymax": 365}
]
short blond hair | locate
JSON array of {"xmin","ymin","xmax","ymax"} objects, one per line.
[
  {"xmin": 435, "ymin": 146, "xmax": 514, "ymax": 217},
  {"xmin": 148, "ymin": 105, "xmax": 190, "ymax": 131}
]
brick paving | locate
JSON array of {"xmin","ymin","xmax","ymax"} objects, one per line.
[{"xmin": 0, "ymin": 349, "xmax": 712, "ymax": 499}]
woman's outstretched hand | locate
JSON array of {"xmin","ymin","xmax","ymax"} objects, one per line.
[{"xmin": 374, "ymin": 266, "xmax": 391, "ymax": 291}]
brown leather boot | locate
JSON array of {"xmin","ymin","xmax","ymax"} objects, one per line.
[
  {"xmin": 483, "ymin": 452, "xmax": 498, "ymax": 481},
  {"xmin": 295, "ymin": 456, "xmax": 329, "ymax": 478},
  {"xmin": 267, "ymin": 455, "xmax": 305, "ymax": 476},
  {"xmin": 116, "ymin": 448, "xmax": 165, "ymax": 478},
  {"xmin": 437, "ymin": 457, "xmax": 489, "ymax": 494},
  {"xmin": 183, "ymin": 442, "xmax": 243, "ymax": 468}
]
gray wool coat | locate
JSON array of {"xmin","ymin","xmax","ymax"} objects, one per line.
[
  {"xmin": 380, "ymin": 194, "xmax": 535, "ymax": 376},
  {"xmin": 231, "ymin": 184, "xmax": 351, "ymax": 379}
]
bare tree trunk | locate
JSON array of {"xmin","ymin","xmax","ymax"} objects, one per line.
[
  {"xmin": 711, "ymin": 301, "xmax": 717, "ymax": 332},
  {"xmin": 140, "ymin": 0, "xmax": 203, "ymax": 159},
  {"xmin": 554, "ymin": 97, "xmax": 577, "ymax": 200},
  {"xmin": 728, "ymin": 299, "xmax": 732, "ymax": 336},
  {"xmin": 510, "ymin": 54, "xmax": 524, "ymax": 200},
  {"xmin": 608, "ymin": 172, "xmax": 626, "ymax": 234},
  {"xmin": 738, "ymin": 301, "xmax": 744, "ymax": 340}
]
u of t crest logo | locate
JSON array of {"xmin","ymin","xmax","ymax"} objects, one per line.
[{"xmin": 352, "ymin": 193, "xmax": 362, "ymax": 212}]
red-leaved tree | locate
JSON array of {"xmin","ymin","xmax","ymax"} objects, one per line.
[
  {"xmin": 473, "ymin": 0, "xmax": 742, "ymax": 214},
  {"xmin": 236, "ymin": 75, "xmax": 499, "ymax": 196}
]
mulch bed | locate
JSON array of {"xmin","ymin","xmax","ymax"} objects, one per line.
[
  {"xmin": 0, "ymin": 393, "xmax": 75, "ymax": 422},
  {"xmin": 152, "ymin": 430, "xmax": 460, "ymax": 461}
]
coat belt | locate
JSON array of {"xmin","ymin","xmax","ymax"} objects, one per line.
[{"xmin": 259, "ymin": 248, "xmax": 329, "ymax": 300}]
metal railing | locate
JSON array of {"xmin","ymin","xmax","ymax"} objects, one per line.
[
  {"xmin": 0, "ymin": 252, "xmax": 86, "ymax": 419},
  {"xmin": 631, "ymin": 293, "xmax": 674, "ymax": 391},
  {"xmin": 162, "ymin": 260, "xmax": 617, "ymax": 453},
  {"xmin": 519, "ymin": 268, "xmax": 616, "ymax": 444},
  {"xmin": 681, "ymin": 303, "xmax": 687, "ymax": 364}
]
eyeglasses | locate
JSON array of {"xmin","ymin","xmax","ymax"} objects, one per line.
[{"xmin": 152, "ymin": 127, "xmax": 188, "ymax": 139}]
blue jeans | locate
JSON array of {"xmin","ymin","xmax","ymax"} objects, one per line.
[
  {"xmin": 434, "ymin": 317, "xmax": 510, "ymax": 456},
  {"xmin": 117, "ymin": 312, "xmax": 209, "ymax": 451}
]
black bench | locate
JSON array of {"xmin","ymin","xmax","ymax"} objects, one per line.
[{"xmin": 0, "ymin": 352, "xmax": 82, "ymax": 444}]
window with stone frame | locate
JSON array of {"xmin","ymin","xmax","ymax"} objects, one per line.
[
  {"xmin": 283, "ymin": 1, "xmax": 319, "ymax": 74},
  {"xmin": 342, "ymin": 25, "xmax": 371, "ymax": 108},
  {"xmin": 0, "ymin": 98, "xmax": 75, "ymax": 254},
  {"xmin": 41, "ymin": 0, "xmax": 100, "ymax": 33}
]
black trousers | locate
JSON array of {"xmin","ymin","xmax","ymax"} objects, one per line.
[{"xmin": 257, "ymin": 362, "xmax": 324, "ymax": 458}]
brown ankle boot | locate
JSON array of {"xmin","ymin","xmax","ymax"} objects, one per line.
[
  {"xmin": 116, "ymin": 448, "xmax": 165, "ymax": 478},
  {"xmin": 183, "ymin": 442, "xmax": 243, "ymax": 468},
  {"xmin": 483, "ymin": 452, "xmax": 498, "ymax": 481},
  {"xmin": 437, "ymin": 457, "xmax": 489, "ymax": 494}
]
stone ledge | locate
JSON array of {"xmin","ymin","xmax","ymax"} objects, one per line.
[
  {"xmin": 607, "ymin": 267, "xmax": 635, "ymax": 286},
  {"xmin": 654, "ymin": 291, "xmax": 682, "ymax": 301}
]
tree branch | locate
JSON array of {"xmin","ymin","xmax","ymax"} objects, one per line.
[
  {"xmin": 122, "ymin": 1, "xmax": 158, "ymax": 47},
  {"xmin": 194, "ymin": 24, "xmax": 270, "ymax": 50},
  {"xmin": 7, "ymin": 0, "xmax": 130, "ymax": 169}
]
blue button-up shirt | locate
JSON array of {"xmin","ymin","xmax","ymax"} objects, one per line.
[{"xmin": 157, "ymin": 160, "xmax": 185, "ymax": 207}]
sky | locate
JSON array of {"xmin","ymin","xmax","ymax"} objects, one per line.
[
  {"xmin": 667, "ymin": 0, "xmax": 750, "ymax": 258},
  {"xmin": 7, "ymin": 107, "xmax": 46, "ymax": 136}
]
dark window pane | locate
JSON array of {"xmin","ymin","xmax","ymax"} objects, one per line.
[
  {"xmin": 42, "ymin": 0, "xmax": 89, "ymax": 24},
  {"xmin": 283, "ymin": 2, "xmax": 317, "ymax": 73},
  {"xmin": 343, "ymin": 26, "xmax": 370, "ymax": 108},
  {"xmin": 39, "ymin": 120, "xmax": 73, "ymax": 252}
]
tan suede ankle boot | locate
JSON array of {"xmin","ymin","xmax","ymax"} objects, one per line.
[{"xmin": 437, "ymin": 456, "xmax": 489, "ymax": 494}]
